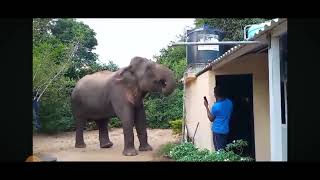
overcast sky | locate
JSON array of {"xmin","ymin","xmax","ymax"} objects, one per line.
[{"xmin": 76, "ymin": 18, "xmax": 195, "ymax": 68}]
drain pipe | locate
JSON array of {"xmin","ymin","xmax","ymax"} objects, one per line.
[{"xmin": 181, "ymin": 72, "xmax": 187, "ymax": 143}]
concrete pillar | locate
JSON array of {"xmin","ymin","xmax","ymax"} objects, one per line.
[{"xmin": 268, "ymin": 36, "xmax": 285, "ymax": 161}]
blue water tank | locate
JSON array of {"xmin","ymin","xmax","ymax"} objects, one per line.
[
  {"xmin": 247, "ymin": 21, "xmax": 271, "ymax": 39},
  {"xmin": 186, "ymin": 25, "xmax": 226, "ymax": 64},
  {"xmin": 247, "ymin": 24, "xmax": 265, "ymax": 39}
]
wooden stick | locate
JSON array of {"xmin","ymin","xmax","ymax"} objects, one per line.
[{"xmin": 192, "ymin": 122, "xmax": 200, "ymax": 144}]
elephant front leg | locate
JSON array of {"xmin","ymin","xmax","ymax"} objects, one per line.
[
  {"xmin": 135, "ymin": 103, "xmax": 153, "ymax": 151},
  {"xmin": 95, "ymin": 119, "xmax": 113, "ymax": 148},
  {"xmin": 113, "ymin": 103, "xmax": 138, "ymax": 156}
]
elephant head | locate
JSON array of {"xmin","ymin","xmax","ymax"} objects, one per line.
[{"xmin": 119, "ymin": 57, "xmax": 176, "ymax": 96}]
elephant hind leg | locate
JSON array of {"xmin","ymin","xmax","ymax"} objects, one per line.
[
  {"xmin": 75, "ymin": 117, "xmax": 87, "ymax": 148},
  {"xmin": 95, "ymin": 119, "xmax": 113, "ymax": 148}
]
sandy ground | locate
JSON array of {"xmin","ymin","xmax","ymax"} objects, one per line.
[{"xmin": 33, "ymin": 128, "xmax": 179, "ymax": 161}]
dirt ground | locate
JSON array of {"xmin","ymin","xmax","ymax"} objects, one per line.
[{"xmin": 33, "ymin": 128, "xmax": 179, "ymax": 161}]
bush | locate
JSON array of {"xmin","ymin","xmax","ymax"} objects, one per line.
[
  {"xmin": 169, "ymin": 142, "xmax": 198, "ymax": 160},
  {"xmin": 177, "ymin": 149, "xmax": 211, "ymax": 162},
  {"xmin": 144, "ymin": 88, "xmax": 184, "ymax": 129},
  {"xmin": 168, "ymin": 140, "xmax": 254, "ymax": 162},
  {"xmin": 157, "ymin": 142, "xmax": 179, "ymax": 157},
  {"xmin": 86, "ymin": 121, "xmax": 98, "ymax": 131},
  {"xmin": 225, "ymin": 139, "xmax": 248, "ymax": 156},
  {"xmin": 86, "ymin": 117, "xmax": 122, "ymax": 131},
  {"xmin": 109, "ymin": 117, "xmax": 122, "ymax": 128},
  {"xmin": 39, "ymin": 93, "xmax": 75, "ymax": 134},
  {"xmin": 169, "ymin": 119, "xmax": 182, "ymax": 135}
]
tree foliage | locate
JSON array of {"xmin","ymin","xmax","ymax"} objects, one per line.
[
  {"xmin": 33, "ymin": 18, "xmax": 119, "ymax": 133},
  {"xmin": 195, "ymin": 18, "xmax": 271, "ymax": 41},
  {"xmin": 33, "ymin": 18, "xmax": 54, "ymax": 45},
  {"xmin": 50, "ymin": 18, "xmax": 100, "ymax": 80}
]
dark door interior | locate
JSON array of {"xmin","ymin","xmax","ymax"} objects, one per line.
[{"xmin": 215, "ymin": 74, "xmax": 255, "ymax": 159}]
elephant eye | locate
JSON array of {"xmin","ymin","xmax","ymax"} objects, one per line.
[{"xmin": 146, "ymin": 64, "xmax": 151, "ymax": 70}]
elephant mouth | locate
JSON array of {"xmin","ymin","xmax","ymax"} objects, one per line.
[
  {"xmin": 159, "ymin": 79, "xmax": 167, "ymax": 88},
  {"xmin": 153, "ymin": 79, "xmax": 167, "ymax": 89}
]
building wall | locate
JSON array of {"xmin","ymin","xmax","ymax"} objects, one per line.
[
  {"xmin": 184, "ymin": 53, "xmax": 270, "ymax": 160},
  {"xmin": 214, "ymin": 53, "xmax": 270, "ymax": 161},
  {"xmin": 185, "ymin": 71, "xmax": 215, "ymax": 151}
]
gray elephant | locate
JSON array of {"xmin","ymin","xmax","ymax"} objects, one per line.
[{"xmin": 71, "ymin": 57, "xmax": 176, "ymax": 156}]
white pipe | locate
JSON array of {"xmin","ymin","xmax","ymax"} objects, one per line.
[
  {"xmin": 181, "ymin": 72, "xmax": 187, "ymax": 143},
  {"xmin": 171, "ymin": 41, "xmax": 261, "ymax": 46},
  {"xmin": 244, "ymin": 25, "xmax": 253, "ymax": 40}
]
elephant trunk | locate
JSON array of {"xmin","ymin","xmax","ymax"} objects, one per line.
[{"xmin": 156, "ymin": 64, "xmax": 176, "ymax": 96}]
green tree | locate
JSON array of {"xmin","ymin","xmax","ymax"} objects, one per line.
[
  {"xmin": 50, "ymin": 18, "xmax": 100, "ymax": 80},
  {"xmin": 33, "ymin": 26, "xmax": 79, "ymax": 133},
  {"xmin": 67, "ymin": 60, "xmax": 119, "ymax": 80},
  {"xmin": 104, "ymin": 60, "xmax": 119, "ymax": 72},
  {"xmin": 195, "ymin": 18, "xmax": 271, "ymax": 41},
  {"xmin": 32, "ymin": 18, "xmax": 111, "ymax": 133},
  {"xmin": 33, "ymin": 18, "xmax": 53, "ymax": 45}
]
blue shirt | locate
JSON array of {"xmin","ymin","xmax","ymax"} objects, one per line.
[{"xmin": 211, "ymin": 98, "xmax": 233, "ymax": 134}]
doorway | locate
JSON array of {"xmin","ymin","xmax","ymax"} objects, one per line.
[{"xmin": 215, "ymin": 74, "xmax": 255, "ymax": 159}]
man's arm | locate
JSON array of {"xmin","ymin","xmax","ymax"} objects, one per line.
[
  {"xmin": 205, "ymin": 105, "xmax": 215, "ymax": 122},
  {"xmin": 204, "ymin": 99, "xmax": 215, "ymax": 122}
]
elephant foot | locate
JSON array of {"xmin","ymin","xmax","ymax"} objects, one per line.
[
  {"xmin": 100, "ymin": 141, "xmax": 113, "ymax": 148},
  {"xmin": 122, "ymin": 148, "xmax": 138, "ymax": 156},
  {"xmin": 139, "ymin": 144, "xmax": 153, "ymax": 151},
  {"xmin": 75, "ymin": 143, "xmax": 86, "ymax": 148}
]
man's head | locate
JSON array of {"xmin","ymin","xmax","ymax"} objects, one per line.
[{"xmin": 214, "ymin": 86, "xmax": 225, "ymax": 99}]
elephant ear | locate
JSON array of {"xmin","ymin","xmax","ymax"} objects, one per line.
[
  {"xmin": 115, "ymin": 65, "xmax": 137, "ymax": 86},
  {"xmin": 126, "ymin": 86, "xmax": 140, "ymax": 105},
  {"xmin": 130, "ymin": 56, "xmax": 147, "ymax": 66},
  {"xmin": 115, "ymin": 65, "xmax": 140, "ymax": 105},
  {"xmin": 118, "ymin": 65, "xmax": 129, "ymax": 74},
  {"xmin": 129, "ymin": 57, "xmax": 150, "ymax": 72}
]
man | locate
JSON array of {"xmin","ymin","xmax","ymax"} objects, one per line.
[
  {"xmin": 203, "ymin": 86, "xmax": 233, "ymax": 151},
  {"xmin": 33, "ymin": 91, "xmax": 41, "ymax": 130}
]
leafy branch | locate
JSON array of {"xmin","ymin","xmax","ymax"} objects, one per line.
[{"xmin": 35, "ymin": 42, "xmax": 79, "ymax": 101}]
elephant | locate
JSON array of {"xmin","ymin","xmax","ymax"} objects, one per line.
[{"xmin": 71, "ymin": 56, "xmax": 176, "ymax": 156}]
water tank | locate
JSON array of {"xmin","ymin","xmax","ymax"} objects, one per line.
[
  {"xmin": 245, "ymin": 20, "xmax": 272, "ymax": 40},
  {"xmin": 186, "ymin": 25, "xmax": 225, "ymax": 64},
  {"xmin": 247, "ymin": 24, "xmax": 265, "ymax": 39}
]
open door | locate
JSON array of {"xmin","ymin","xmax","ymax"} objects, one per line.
[{"xmin": 216, "ymin": 74, "xmax": 255, "ymax": 159}]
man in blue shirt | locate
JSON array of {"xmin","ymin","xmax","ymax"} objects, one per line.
[
  {"xmin": 204, "ymin": 86, "xmax": 233, "ymax": 151},
  {"xmin": 33, "ymin": 91, "xmax": 41, "ymax": 130}
]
